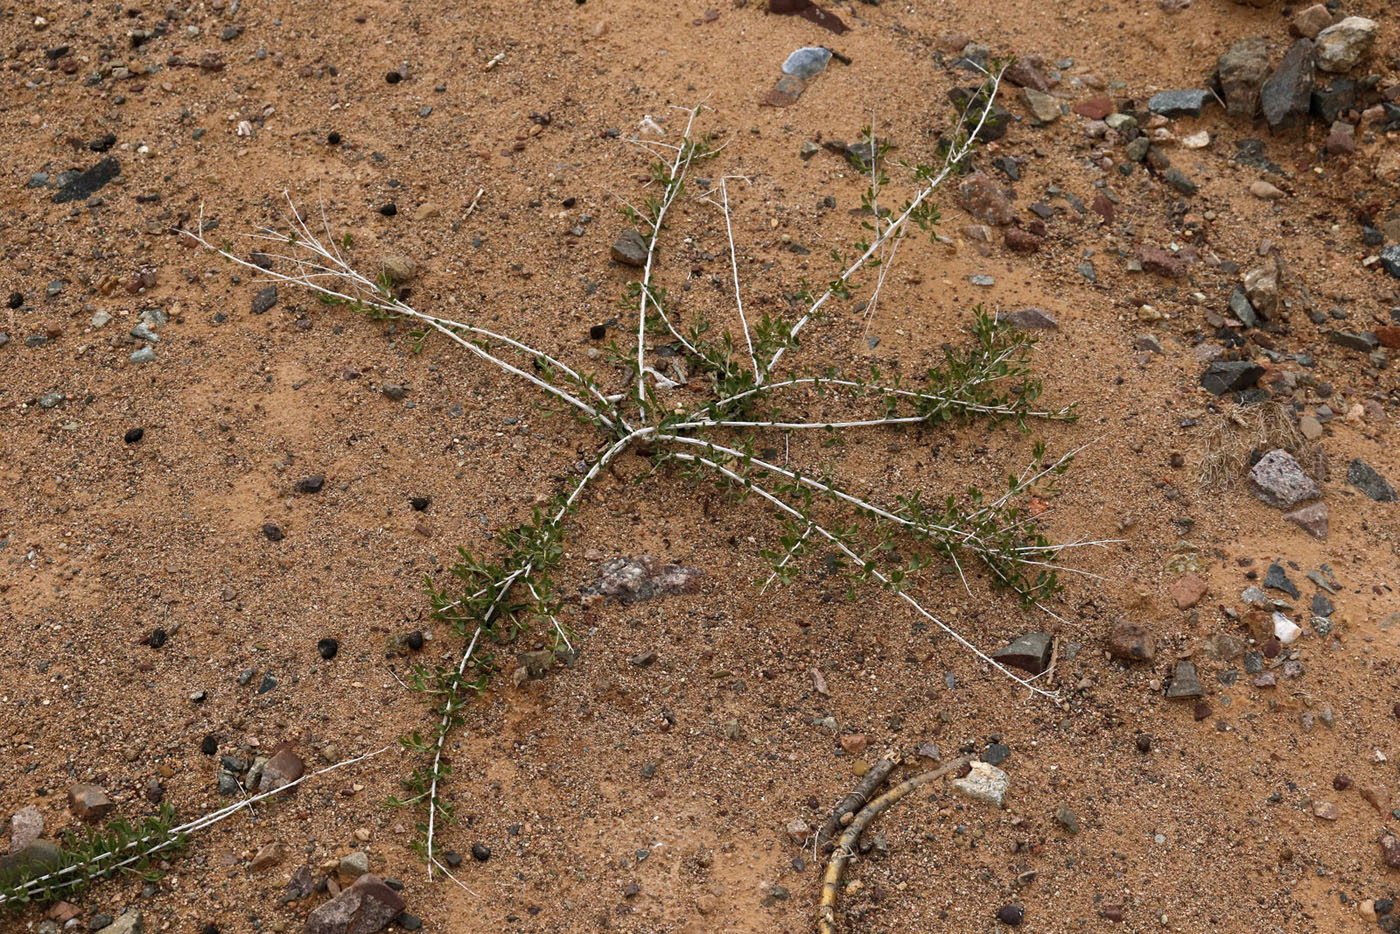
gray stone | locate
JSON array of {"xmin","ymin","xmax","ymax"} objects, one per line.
[
  {"xmin": 303, "ymin": 874, "xmax": 405, "ymax": 934},
  {"xmin": 0, "ymin": 841, "xmax": 62, "ymax": 889},
  {"xmin": 1283, "ymin": 502, "xmax": 1328, "ymax": 540},
  {"xmin": 1264, "ymin": 562, "xmax": 1300, "ymax": 598},
  {"xmin": 1054, "ymin": 803, "xmax": 1080, "ymax": 833},
  {"xmin": 1148, "ymin": 89, "xmax": 1210, "ymax": 118},
  {"xmin": 1228, "ymin": 285, "xmax": 1257, "ymax": 327},
  {"xmin": 130, "ymin": 323, "xmax": 159, "ymax": 343},
  {"xmin": 1217, "ymin": 37, "xmax": 1271, "ymax": 118},
  {"xmin": 997, "ymin": 308, "xmax": 1059, "ymax": 331},
  {"xmin": 953, "ymin": 761, "xmax": 1010, "ymax": 808},
  {"xmin": 52, "ymin": 157, "xmax": 120, "ymax": 203},
  {"xmin": 610, "ymin": 229, "xmax": 648, "ymax": 267},
  {"xmin": 379, "ymin": 255, "xmax": 416, "ymax": 283},
  {"xmin": 1312, "ymin": 592, "xmax": 1334, "ymax": 618},
  {"xmin": 217, "ymin": 771, "xmax": 240, "ymax": 796},
  {"xmin": 579, "ymin": 556, "xmax": 702, "ymax": 605},
  {"xmin": 1347, "ymin": 459, "xmax": 1396, "ymax": 502},
  {"xmin": 1311, "ymin": 79, "xmax": 1355, "ymax": 124},
  {"xmin": 1261, "ymin": 39, "xmax": 1316, "ymax": 131},
  {"xmin": 781, "ymin": 46, "xmax": 831, "ymax": 79},
  {"xmin": 1165, "ymin": 661, "xmax": 1204, "ymax": 699},
  {"xmin": 1020, "ymin": 88, "xmax": 1061, "ymax": 124},
  {"xmin": 1315, "ymin": 17, "xmax": 1377, "ymax": 74},
  {"xmin": 1163, "ymin": 168, "xmax": 1197, "ymax": 196},
  {"xmin": 37, "ymin": 392, "xmax": 65, "ymax": 409},
  {"xmin": 1200, "ymin": 360, "xmax": 1263, "ymax": 396},
  {"xmin": 1380, "ymin": 245, "xmax": 1400, "ymax": 279},
  {"xmin": 1249, "ymin": 449, "xmax": 1321, "ymax": 508},
  {"xmin": 251, "ymin": 285, "xmax": 278, "ymax": 315},
  {"xmin": 97, "ymin": 912, "xmax": 142, "ymax": 934},
  {"xmin": 991, "ymin": 632, "xmax": 1054, "ymax": 674},
  {"xmin": 1328, "ymin": 330, "xmax": 1378, "ymax": 352},
  {"xmin": 338, "ymin": 851, "xmax": 370, "ymax": 881}
]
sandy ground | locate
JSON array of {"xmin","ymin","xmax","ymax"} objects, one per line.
[{"xmin": 3, "ymin": 0, "xmax": 1400, "ymax": 931}]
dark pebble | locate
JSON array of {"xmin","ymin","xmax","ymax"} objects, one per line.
[
  {"xmin": 327, "ymin": 131, "xmax": 341, "ymax": 145},
  {"xmin": 1378, "ymin": 898, "xmax": 1394, "ymax": 916},
  {"xmin": 471, "ymin": 843, "xmax": 491, "ymax": 862},
  {"xmin": 444, "ymin": 851, "xmax": 462, "ymax": 867},
  {"xmin": 1135, "ymin": 734, "xmax": 1152, "ymax": 753},
  {"xmin": 379, "ymin": 203, "xmax": 398, "ymax": 216},
  {"xmin": 409, "ymin": 497, "xmax": 429, "ymax": 511},
  {"xmin": 90, "ymin": 133, "xmax": 117, "ymax": 152},
  {"xmin": 386, "ymin": 71, "xmax": 402, "ymax": 84},
  {"xmin": 262, "ymin": 523, "xmax": 285, "ymax": 542},
  {"xmin": 202, "ymin": 927, "xmax": 219, "ymax": 934},
  {"xmin": 996, "ymin": 904, "xmax": 1024, "ymax": 926},
  {"xmin": 6, "ymin": 292, "xmax": 22, "ymax": 309},
  {"xmin": 318, "ymin": 638, "xmax": 339, "ymax": 660},
  {"xmin": 589, "ymin": 324, "xmax": 606, "ymax": 340},
  {"xmin": 396, "ymin": 914, "xmax": 422, "ymax": 931},
  {"xmin": 124, "ymin": 427, "xmax": 145, "ymax": 444},
  {"xmin": 294, "ymin": 474, "xmax": 325, "ymax": 494},
  {"xmin": 405, "ymin": 630, "xmax": 424, "ymax": 651},
  {"xmin": 563, "ymin": 197, "xmax": 576, "ymax": 208},
  {"xmin": 148, "ymin": 628, "xmax": 168, "ymax": 649},
  {"xmin": 201, "ymin": 734, "xmax": 218, "ymax": 755}
]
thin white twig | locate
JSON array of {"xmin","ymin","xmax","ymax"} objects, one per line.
[{"xmin": 717, "ymin": 176, "xmax": 758, "ymax": 376}]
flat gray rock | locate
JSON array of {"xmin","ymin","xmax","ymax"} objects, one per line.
[
  {"xmin": 1148, "ymin": 89, "xmax": 1209, "ymax": 118},
  {"xmin": 781, "ymin": 46, "xmax": 831, "ymax": 79},
  {"xmin": 1347, "ymin": 459, "xmax": 1396, "ymax": 502},
  {"xmin": 1249, "ymin": 449, "xmax": 1321, "ymax": 508}
]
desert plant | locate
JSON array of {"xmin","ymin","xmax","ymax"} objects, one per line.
[{"xmin": 184, "ymin": 63, "xmax": 1106, "ymax": 881}]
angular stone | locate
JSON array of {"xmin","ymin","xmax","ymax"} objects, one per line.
[
  {"xmin": 761, "ymin": 74, "xmax": 806, "ymax": 107},
  {"xmin": 991, "ymin": 632, "xmax": 1054, "ymax": 674},
  {"xmin": 1383, "ymin": 245, "xmax": 1400, "ymax": 279},
  {"xmin": 1217, "ymin": 37, "xmax": 1271, "ymax": 118},
  {"xmin": 1261, "ymin": 39, "xmax": 1315, "ymax": 131},
  {"xmin": 1383, "ymin": 835, "xmax": 1400, "ymax": 869},
  {"xmin": 1202, "ymin": 632, "xmax": 1244, "ymax": 661},
  {"xmin": 609, "ymin": 230, "xmax": 648, "ymax": 267},
  {"xmin": 338, "ymin": 850, "xmax": 370, "ymax": 881},
  {"xmin": 1328, "ymin": 330, "xmax": 1378, "ymax": 353},
  {"xmin": 1311, "ymin": 79, "xmax": 1356, "ymax": 124},
  {"xmin": 781, "ymin": 46, "xmax": 831, "ymax": 79},
  {"xmin": 1249, "ymin": 450, "xmax": 1321, "ymax": 508},
  {"xmin": 258, "ymin": 748, "xmax": 305, "ymax": 794},
  {"xmin": 1168, "ymin": 574, "xmax": 1208, "ymax": 609},
  {"xmin": 1055, "ymin": 803, "xmax": 1080, "ymax": 833},
  {"xmin": 996, "ymin": 308, "xmax": 1059, "ymax": 331},
  {"xmin": 1020, "ymin": 88, "xmax": 1060, "ymax": 124},
  {"xmin": 1004, "ymin": 228, "xmax": 1042, "ymax": 253},
  {"xmin": 1200, "ymin": 360, "xmax": 1263, "ymax": 396},
  {"xmin": 249, "ymin": 842, "xmax": 284, "ymax": 871},
  {"xmin": 1140, "ymin": 246, "xmax": 1186, "ymax": 279},
  {"xmin": 1347, "ymin": 459, "xmax": 1396, "ymax": 502},
  {"xmin": 1147, "ymin": 89, "xmax": 1209, "ymax": 118},
  {"xmin": 1228, "ymin": 285, "xmax": 1257, "ymax": 327},
  {"xmin": 303, "ymin": 874, "xmax": 405, "ymax": 934},
  {"xmin": 958, "ymin": 172, "xmax": 1015, "ymax": 226},
  {"xmin": 8, "ymin": 806, "xmax": 43, "ymax": 854},
  {"xmin": 1073, "ymin": 97, "xmax": 1114, "ymax": 120},
  {"xmin": 52, "ymin": 156, "xmax": 120, "ymax": 203},
  {"xmin": 953, "ymin": 761, "xmax": 1010, "ymax": 808},
  {"xmin": 1290, "ymin": 4, "xmax": 1333, "ymax": 39},
  {"xmin": 1243, "ymin": 265, "xmax": 1278, "ymax": 317},
  {"xmin": 1324, "ymin": 121, "xmax": 1355, "ymax": 155},
  {"xmin": 0, "ymin": 840, "xmax": 63, "ymax": 889},
  {"xmin": 1004, "ymin": 56, "xmax": 1052, "ymax": 92},
  {"xmin": 1315, "ymin": 17, "xmax": 1377, "ymax": 74},
  {"xmin": 1106, "ymin": 622, "xmax": 1155, "ymax": 663},
  {"xmin": 579, "ymin": 556, "xmax": 703, "ymax": 605},
  {"xmin": 250, "ymin": 285, "xmax": 278, "ymax": 315},
  {"xmin": 1162, "ymin": 168, "xmax": 1197, "ymax": 197},
  {"xmin": 68, "ymin": 784, "xmax": 114, "ymax": 822},
  {"xmin": 1165, "ymin": 660, "xmax": 1204, "ymax": 699},
  {"xmin": 1264, "ymin": 562, "xmax": 1299, "ymax": 599}
]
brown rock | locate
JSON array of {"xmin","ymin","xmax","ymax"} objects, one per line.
[
  {"xmin": 838, "ymin": 734, "xmax": 868, "ymax": 756},
  {"xmin": 1091, "ymin": 193, "xmax": 1114, "ymax": 224},
  {"xmin": 1312, "ymin": 801, "xmax": 1338, "ymax": 820},
  {"xmin": 1290, "ymin": 4, "xmax": 1333, "ymax": 38},
  {"xmin": 609, "ymin": 230, "xmax": 648, "ymax": 267},
  {"xmin": 1073, "ymin": 97, "xmax": 1115, "ymax": 120},
  {"xmin": 1333, "ymin": 773, "xmax": 1353, "ymax": 791},
  {"xmin": 760, "ymin": 75, "xmax": 805, "ymax": 107},
  {"xmin": 67, "ymin": 784, "xmax": 114, "ymax": 822},
  {"xmin": 957, "ymin": 173, "xmax": 1016, "ymax": 226},
  {"xmin": 1282, "ymin": 502, "xmax": 1328, "ymax": 540},
  {"xmin": 47, "ymin": 902, "xmax": 81, "ymax": 923},
  {"xmin": 1383, "ymin": 835, "xmax": 1400, "ymax": 869},
  {"xmin": 1004, "ymin": 227, "xmax": 1042, "ymax": 253},
  {"xmin": 1140, "ymin": 246, "xmax": 1187, "ymax": 279},
  {"xmin": 1168, "ymin": 574, "xmax": 1208, "ymax": 609},
  {"xmin": 1375, "ymin": 326, "xmax": 1400, "ymax": 349},
  {"xmin": 1004, "ymin": 55, "xmax": 1052, "ymax": 92},
  {"xmin": 1193, "ymin": 700, "xmax": 1213, "ymax": 721},
  {"xmin": 258, "ymin": 748, "xmax": 306, "ymax": 794},
  {"xmin": 249, "ymin": 842, "xmax": 284, "ymax": 871},
  {"xmin": 1106, "ymin": 622, "xmax": 1156, "ymax": 663},
  {"xmin": 303, "ymin": 873, "xmax": 406, "ymax": 934},
  {"xmin": 1362, "ymin": 785, "xmax": 1390, "ymax": 814}
]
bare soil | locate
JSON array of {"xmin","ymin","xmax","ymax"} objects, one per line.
[{"xmin": 3, "ymin": 0, "xmax": 1400, "ymax": 932}]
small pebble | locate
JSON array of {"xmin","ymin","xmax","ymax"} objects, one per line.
[
  {"xmin": 471, "ymin": 843, "xmax": 491, "ymax": 862},
  {"xmin": 379, "ymin": 203, "xmax": 398, "ymax": 216},
  {"xmin": 996, "ymin": 904, "xmax": 1025, "ymax": 926},
  {"xmin": 148, "ymin": 628, "xmax": 167, "ymax": 649},
  {"xmin": 124, "ymin": 427, "xmax": 144, "ymax": 444},
  {"xmin": 201, "ymin": 734, "xmax": 218, "ymax": 755},
  {"xmin": 327, "ymin": 131, "xmax": 341, "ymax": 145},
  {"xmin": 318, "ymin": 638, "xmax": 339, "ymax": 660},
  {"xmin": 405, "ymin": 630, "xmax": 424, "ymax": 651}
]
